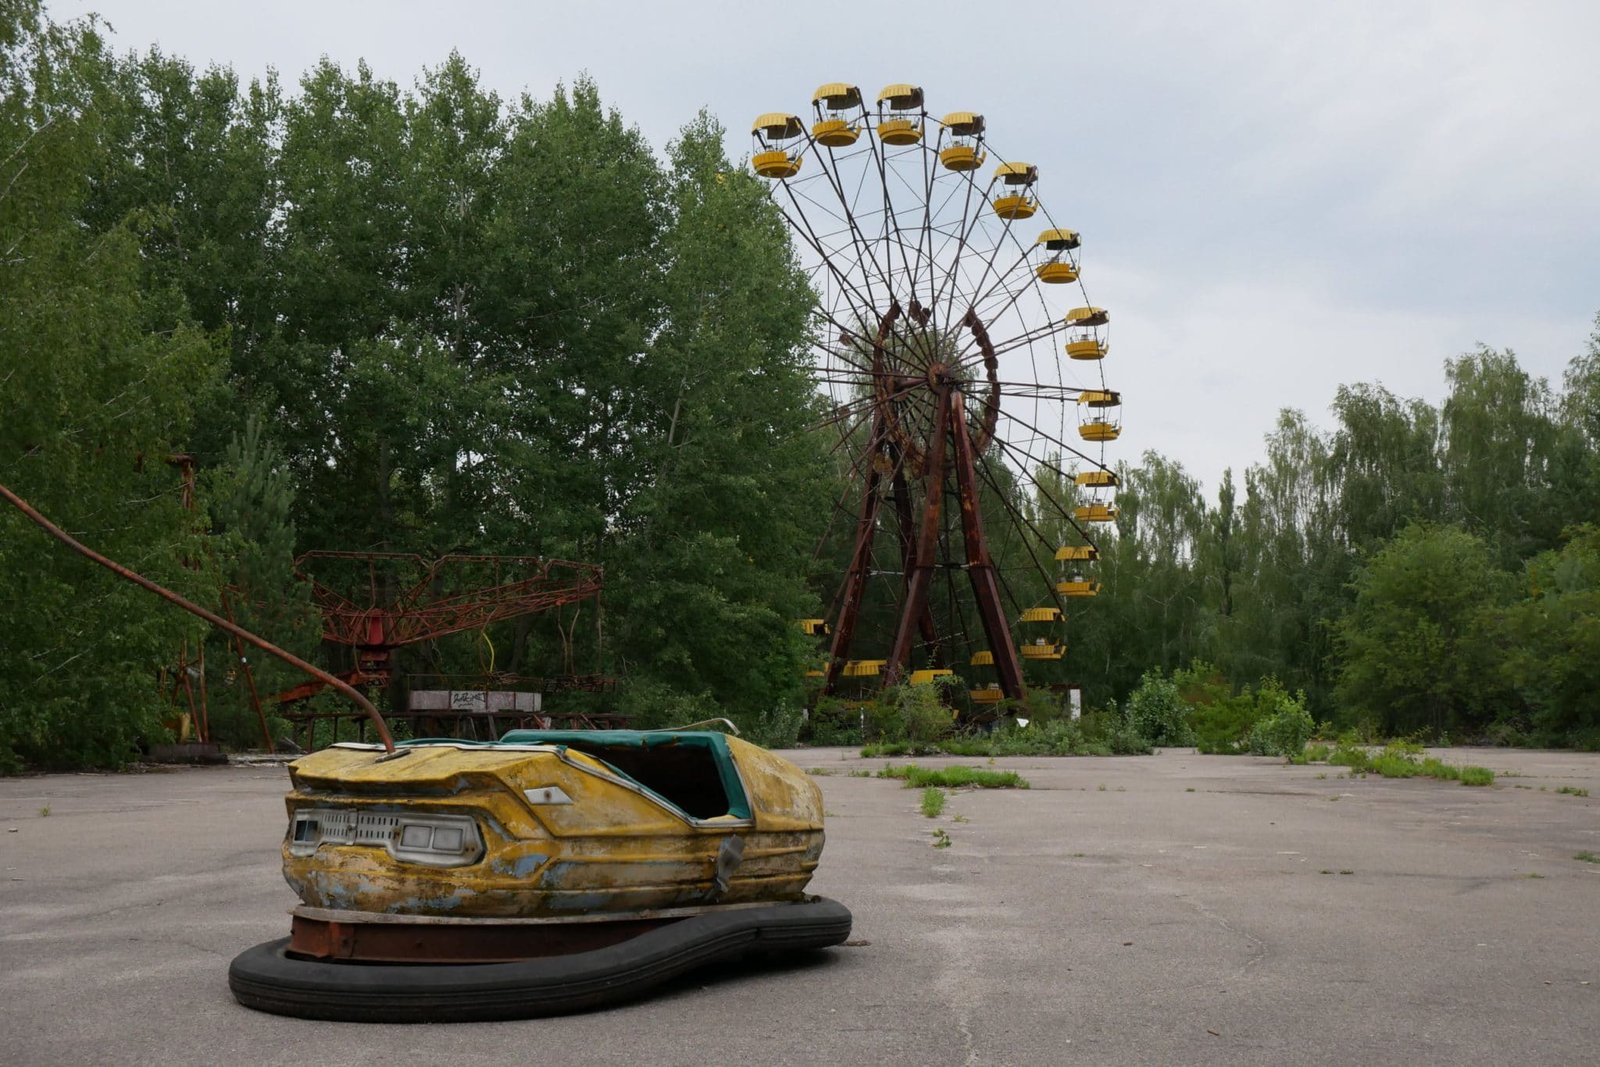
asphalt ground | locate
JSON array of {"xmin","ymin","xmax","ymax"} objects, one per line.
[{"xmin": 1, "ymin": 746, "xmax": 1597, "ymax": 1066}]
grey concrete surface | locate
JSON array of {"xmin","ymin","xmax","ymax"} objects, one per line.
[{"xmin": 1, "ymin": 747, "xmax": 1597, "ymax": 1066}]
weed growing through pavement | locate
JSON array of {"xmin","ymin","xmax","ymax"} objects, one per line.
[
  {"xmin": 1556, "ymin": 786, "xmax": 1590, "ymax": 797},
  {"xmin": 806, "ymin": 768, "xmax": 836, "ymax": 776},
  {"xmin": 1574, "ymin": 852, "xmax": 1600, "ymax": 864},
  {"xmin": 38, "ymin": 806, "xmax": 49, "ymax": 817},
  {"xmin": 931, "ymin": 828, "xmax": 952, "ymax": 849},
  {"xmin": 1327, "ymin": 743, "xmax": 1494, "ymax": 786},
  {"xmin": 876, "ymin": 764, "xmax": 1029, "ymax": 789},
  {"xmin": 848, "ymin": 769, "xmax": 871, "ymax": 778},
  {"xmin": 920, "ymin": 787, "xmax": 946, "ymax": 818}
]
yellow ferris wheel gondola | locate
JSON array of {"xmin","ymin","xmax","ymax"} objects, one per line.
[
  {"xmin": 966, "ymin": 650, "xmax": 1003, "ymax": 703},
  {"xmin": 991, "ymin": 162, "xmax": 1038, "ymax": 220},
  {"xmin": 1018, "ymin": 606, "xmax": 1065, "ymax": 660},
  {"xmin": 938, "ymin": 111, "xmax": 986, "ymax": 172},
  {"xmin": 1065, "ymin": 306, "xmax": 1110, "ymax": 360},
  {"xmin": 1034, "ymin": 229, "xmax": 1080, "ymax": 283},
  {"xmin": 1056, "ymin": 544, "xmax": 1101, "ymax": 597},
  {"xmin": 875, "ymin": 83, "xmax": 924, "ymax": 145},
  {"xmin": 1078, "ymin": 388, "xmax": 1122, "ymax": 442},
  {"xmin": 811, "ymin": 83, "xmax": 863, "ymax": 147},
  {"xmin": 751, "ymin": 112, "xmax": 805, "ymax": 179},
  {"xmin": 1070, "ymin": 463, "xmax": 1119, "ymax": 528}
]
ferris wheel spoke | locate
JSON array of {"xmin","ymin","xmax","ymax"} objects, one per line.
[
  {"xmin": 973, "ymin": 451, "xmax": 1068, "ymax": 614},
  {"xmin": 988, "ymin": 438, "xmax": 1095, "ymax": 550},
  {"xmin": 803, "ymin": 139, "xmax": 902, "ymax": 318},
  {"xmin": 770, "ymin": 193, "xmax": 883, "ymax": 328}
]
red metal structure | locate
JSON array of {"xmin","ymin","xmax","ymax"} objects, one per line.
[{"xmin": 273, "ymin": 551, "xmax": 604, "ymax": 703}]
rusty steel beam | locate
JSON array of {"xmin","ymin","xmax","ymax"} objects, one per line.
[
  {"xmin": 890, "ymin": 454, "xmax": 940, "ymax": 667},
  {"xmin": 881, "ymin": 384, "xmax": 952, "ymax": 689},
  {"xmin": 949, "ymin": 389, "xmax": 1028, "ymax": 703},
  {"xmin": 823, "ymin": 409, "xmax": 890, "ymax": 695},
  {"xmin": 0, "ymin": 480, "xmax": 395, "ymax": 753}
]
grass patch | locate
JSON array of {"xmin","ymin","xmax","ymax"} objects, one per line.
[
  {"xmin": 876, "ymin": 763, "xmax": 1030, "ymax": 790},
  {"xmin": 805, "ymin": 767, "xmax": 836, "ymax": 776},
  {"xmin": 1327, "ymin": 743, "xmax": 1494, "ymax": 786},
  {"xmin": 1574, "ymin": 851, "xmax": 1600, "ymax": 864},
  {"xmin": 931, "ymin": 828, "xmax": 952, "ymax": 849},
  {"xmin": 920, "ymin": 787, "xmax": 947, "ymax": 818},
  {"xmin": 860, "ymin": 740, "xmax": 945, "ymax": 758},
  {"xmin": 1288, "ymin": 741, "xmax": 1333, "ymax": 765},
  {"xmin": 1556, "ymin": 786, "xmax": 1590, "ymax": 797}
]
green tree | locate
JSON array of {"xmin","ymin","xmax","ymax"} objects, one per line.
[
  {"xmin": 1334, "ymin": 523, "xmax": 1513, "ymax": 737},
  {"xmin": 607, "ymin": 113, "xmax": 832, "ymax": 724},
  {"xmin": 1, "ymin": 3, "xmax": 221, "ymax": 769},
  {"xmin": 1492, "ymin": 526, "xmax": 1600, "ymax": 746}
]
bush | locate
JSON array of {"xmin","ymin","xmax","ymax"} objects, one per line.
[
  {"xmin": 1191, "ymin": 693, "xmax": 1261, "ymax": 754},
  {"xmin": 1126, "ymin": 670, "xmax": 1196, "ymax": 747},
  {"xmin": 1246, "ymin": 683, "xmax": 1315, "ymax": 757},
  {"xmin": 613, "ymin": 678, "xmax": 720, "ymax": 731},
  {"xmin": 803, "ymin": 697, "xmax": 865, "ymax": 746},
  {"xmin": 743, "ymin": 703, "xmax": 804, "ymax": 749}
]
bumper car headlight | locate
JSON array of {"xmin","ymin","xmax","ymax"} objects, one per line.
[{"xmin": 288, "ymin": 809, "xmax": 484, "ymax": 867}]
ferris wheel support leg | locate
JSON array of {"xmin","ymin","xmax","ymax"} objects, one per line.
[
  {"xmin": 823, "ymin": 414, "xmax": 890, "ymax": 696},
  {"xmin": 882, "ymin": 390, "xmax": 952, "ymax": 691},
  {"xmin": 948, "ymin": 391, "xmax": 1028, "ymax": 704},
  {"xmin": 890, "ymin": 459, "xmax": 941, "ymax": 667}
]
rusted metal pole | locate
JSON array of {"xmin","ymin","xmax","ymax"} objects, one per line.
[
  {"xmin": 0, "ymin": 480, "xmax": 395, "ymax": 753},
  {"xmin": 824, "ymin": 409, "xmax": 889, "ymax": 696},
  {"xmin": 881, "ymin": 385, "xmax": 952, "ymax": 690},
  {"xmin": 949, "ymin": 389, "xmax": 1028, "ymax": 702}
]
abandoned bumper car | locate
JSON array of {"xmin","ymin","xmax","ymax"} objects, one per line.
[{"xmin": 229, "ymin": 730, "xmax": 852, "ymax": 1021}]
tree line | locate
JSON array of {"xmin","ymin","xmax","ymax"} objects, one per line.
[
  {"xmin": 3, "ymin": 2, "xmax": 1596, "ymax": 769},
  {"xmin": 1, "ymin": 3, "xmax": 836, "ymax": 769},
  {"xmin": 1066, "ymin": 340, "xmax": 1600, "ymax": 748}
]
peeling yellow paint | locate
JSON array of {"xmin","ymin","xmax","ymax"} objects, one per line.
[{"xmin": 282, "ymin": 737, "xmax": 826, "ymax": 918}]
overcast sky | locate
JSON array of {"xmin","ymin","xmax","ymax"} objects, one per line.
[{"xmin": 55, "ymin": 0, "xmax": 1600, "ymax": 497}]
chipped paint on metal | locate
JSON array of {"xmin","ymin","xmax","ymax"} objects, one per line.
[{"xmin": 281, "ymin": 737, "xmax": 826, "ymax": 918}]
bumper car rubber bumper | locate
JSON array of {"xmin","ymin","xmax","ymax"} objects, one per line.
[{"xmin": 228, "ymin": 896, "xmax": 853, "ymax": 1022}]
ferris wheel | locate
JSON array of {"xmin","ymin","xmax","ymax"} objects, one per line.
[{"xmin": 751, "ymin": 83, "xmax": 1124, "ymax": 713}]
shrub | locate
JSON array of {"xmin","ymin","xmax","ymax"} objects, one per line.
[
  {"xmin": 743, "ymin": 703, "xmax": 804, "ymax": 749},
  {"xmin": 804, "ymin": 697, "xmax": 865, "ymax": 746},
  {"xmin": 1247, "ymin": 683, "xmax": 1315, "ymax": 757},
  {"xmin": 1192, "ymin": 693, "xmax": 1261, "ymax": 754},
  {"xmin": 1126, "ymin": 670, "xmax": 1196, "ymax": 747}
]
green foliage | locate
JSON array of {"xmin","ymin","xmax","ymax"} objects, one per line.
[
  {"xmin": 875, "ymin": 764, "xmax": 1030, "ymax": 790},
  {"xmin": 919, "ymin": 787, "xmax": 946, "ymax": 818},
  {"xmin": 1335, "ymin": 524, "xmax": 1515, "ymax": 738},
  {"xmin": 1, "ymin": 4, "xmax": 222, "ymax": 770},
  {"xmin": 1246, "ymin": 685, "xmax": 1315, "ymax": 757},
  {"xmin": 1125, "ymin": 669, "xmax": 1196, "ymax": 747},
  {"xmin": 742, "ymin": 703, "xmax": 805, "ymax": 750},
  {"xmin": 1491, "ymin": 526, "xmax": 1600, "ymax": 743},
  {"xmin": 1327, "ymin": 743, "xmax": 1493, "ymax": 786}
]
